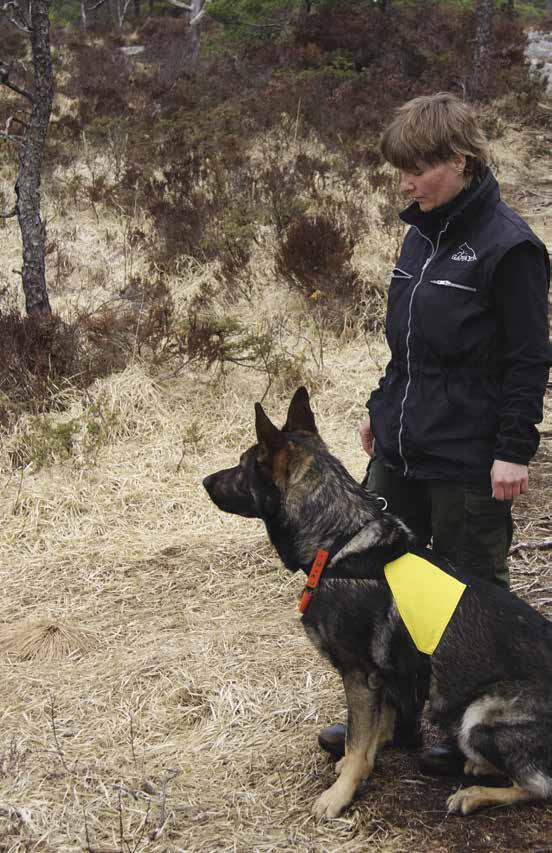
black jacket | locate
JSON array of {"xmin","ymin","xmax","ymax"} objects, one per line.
[{"xmin": 368, "ymin": 169, "xmax": 551, "ymax": 481}]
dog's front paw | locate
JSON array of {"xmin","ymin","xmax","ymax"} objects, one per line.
[
  {"xmin": 312, "ymin": 782, "xmax": 352, "ymax": 820},
  {"xmin": 447, "ymin": 786, "xmax": 485, "ymax": 816}
]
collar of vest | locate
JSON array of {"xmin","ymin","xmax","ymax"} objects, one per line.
[
  {"xmin": 399, "ymin": 168, "xmax": 499, "ymax": 237},
  {"xmin": 326, "ymin": 542, "xmax": 408, "ymax": 579}
]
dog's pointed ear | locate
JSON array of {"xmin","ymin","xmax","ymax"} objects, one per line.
[
  {"xmin": 282, "ymin": 386, "xmax": 318, "ymax": 435},
  {"xmin": 255, "ymin": 402, "xmax": 286, "ymax": 452}
]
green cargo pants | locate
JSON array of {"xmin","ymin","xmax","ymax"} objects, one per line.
[{"xmin": 365, "ymin": 457, "xmax": 513, "ymax": 589}]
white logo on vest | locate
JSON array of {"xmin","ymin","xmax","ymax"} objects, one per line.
[{"xmin": 451, "ymin": 242, "xmax": 477, "ymax": 262}]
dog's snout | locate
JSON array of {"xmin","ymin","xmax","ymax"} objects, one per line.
[{"xmin": 203, "ymin": 474, "xmax": 215, "ymax": 493}]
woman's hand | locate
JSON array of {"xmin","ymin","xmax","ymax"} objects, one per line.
[
  {"xmin": 490, "ymin": 460, "xmax": 529, "ymax": 501},
  {"xmin": 359, "ymin": 418, "xmax": 375, "ymax": 456}
]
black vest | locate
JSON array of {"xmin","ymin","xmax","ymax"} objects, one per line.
[{"xmin": 368, "ymin": 170, "xmax": 550, "ymax": 480}]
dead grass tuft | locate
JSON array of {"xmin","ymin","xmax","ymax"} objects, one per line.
[{"xmin": 0, "ymin": 620, "xmax": 98, "ymax": 661}]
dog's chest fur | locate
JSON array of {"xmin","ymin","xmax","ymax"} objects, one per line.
[{"xmin": 301, "ymin": 578, "xmax": 415, "ymax": 675}]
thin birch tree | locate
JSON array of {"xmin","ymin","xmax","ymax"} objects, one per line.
[
  {"xmin": 471, "ymin": 0, "xmax": 493, "ymax": 98},
  {"xmin": 1, "ymin": 0, "xmax": 53, "ymax": 315}
]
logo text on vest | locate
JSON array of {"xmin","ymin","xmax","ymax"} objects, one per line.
[{"xmin": 451, "ymin": 242, "xmax": 477, "ymax": 262}]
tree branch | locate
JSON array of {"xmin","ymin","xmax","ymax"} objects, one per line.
[
  {"xmin": 87, "ymin": 0, "xmax": 107, "ymax": 12},
  {"xmin": 0, "ymin": 62, "xmax": 33, "ymax": 101},
  {"xmin": 8, "ymin": 112, "xmax": 30, "ymax": 129},
  {"xmin": 211, "ymin": 11, "xmax": 290, "ymax": 30},
  {"xmin": 510, "ymin": 538, "xmax": 552, "ymax": 555},
  {"xmin": 0, "ymin": 207, "xmax": 17, "ymax": 218},
  {"xmin": 0, "ymin": 0, "xmax": 31, "ymax": 33},
  {"xmin": 165, "ymin": 0, "xmax": 192, "ymax": 9},
  {"xmin": 190, "ymin": 5, "xmax": 208, "ymax": 26},
  {"xmin": 0, "ymin": 115, "xmax": 24, "ymax": 142}
]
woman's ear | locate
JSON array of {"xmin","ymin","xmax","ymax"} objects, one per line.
[{"xmin": 452, "ymin": 153, "xmax": 467, "ymax": 174}]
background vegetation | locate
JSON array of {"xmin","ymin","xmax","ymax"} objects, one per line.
[{"xmin": 0, "ymin": 0, "xmax": 551, "ymax": 423}]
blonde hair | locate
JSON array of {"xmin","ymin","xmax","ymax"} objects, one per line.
[{"xmin": 380, "ymin": 92, "xmax": 489, "ymax": 181}]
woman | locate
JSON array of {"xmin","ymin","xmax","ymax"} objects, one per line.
[{"xmin": 320, "ymin": 92, "xmax": 551, "ymax": 773}]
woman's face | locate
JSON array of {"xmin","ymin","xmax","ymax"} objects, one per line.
[{"xmin": 399, "ymin": 156, "xmax": 466, "ymax": 212}]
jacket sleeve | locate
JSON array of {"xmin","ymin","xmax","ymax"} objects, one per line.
[{"xmin": 492, "ymin": 241, "xmax": 552, "ymax": 465}]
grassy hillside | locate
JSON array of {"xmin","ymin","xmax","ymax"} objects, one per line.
[{"xmin": 0, "ymin": 6, "xmax": 551, "ymax": 849}]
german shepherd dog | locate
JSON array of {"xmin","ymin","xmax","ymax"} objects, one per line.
[{"xmin": 203, "ymin": 387, "xmax": 552, "ymax": 820}]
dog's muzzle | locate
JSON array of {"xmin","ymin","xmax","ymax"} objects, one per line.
[{"xmin": 202, "ymin": 474, "xmax": 216, "ymax": 495}]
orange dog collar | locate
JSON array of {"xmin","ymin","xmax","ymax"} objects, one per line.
[{"xmin": 298, "ymin": 548, "xmax": 330, "ymax": 614}]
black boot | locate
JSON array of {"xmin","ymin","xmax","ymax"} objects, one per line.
[
  {"xmin": 318, "ymin": 717, "xmax": 423, "ymax": 758},
  {"xmin": 318, "ymin": 724, "xmax": 346, "ymax": 759},
  {"xmin": 418, "ymin": 739, "xmax": 465, "ymax": 777},
  {"xmin": 392, "ymin": 713, "xmax": 423, "ymax": 749}
]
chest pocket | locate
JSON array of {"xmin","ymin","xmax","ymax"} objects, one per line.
[
  {"xmin": 429, "ymin": 279, "xmax": 476, "ymax": 293},
  {"xmin": 391, "ymin": 267, "xmax": 413, "ymax": 280},
  {"xmin": 417, "ymin": 267, "xmax": 488, "ymax": 356}
]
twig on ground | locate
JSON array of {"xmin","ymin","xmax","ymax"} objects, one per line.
[
  {"xmin": 47, "ymin": 695, "xmax": 73, "ymax": 774},
  {"xmin": 149, "ymin": 769, "xmax": 180, "ymax": 841},
  {"xmin": 117, "ymin": 787, "xmax": 124, "ymax": 852},
  {"xmin": 128, "ymin": 713, "xmax": 137, "ymax": 766},
  {"xmin": 11, "ymin": 466, "xmax": 24, "ymax": 514},
  {"xmin": 176, "ymin": 443, "xmax": 186, "ymax": 474},
  {"xmin": 510, "ymin": 538, "xmax": 552, "ymax": 554}
]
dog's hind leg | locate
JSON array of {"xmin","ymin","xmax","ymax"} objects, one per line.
[
  {"xmin": 447, "ymin": 783, "xmax": 535, "ymax": 816},
  {"xmin": 463, "ymin": 755, "xmax": 505, "ymax": 777},
  {"xmin": 313, "ymin": 671, "xmax": 386, "ymax": 820},
  {"xmin": 451, "ymin": 698, "xmax": 552, "ymax": 815}
]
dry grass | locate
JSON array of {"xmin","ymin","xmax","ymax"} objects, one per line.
[
  {"xmin": 0, "ymin": 116, "xmax": 550, "ymax": 852},
  {"xmin": 0, "ymin": 345, "xmax": 401, "ymax": 852},
  {"xmin": 0, "ymin": 620, "xmax": 98, "ymax": 661},
  {"xmin": 0, "ymin": 342, "xmax": 550, "ymax": 852}
]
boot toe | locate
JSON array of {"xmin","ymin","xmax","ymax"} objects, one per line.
[{"xmin": 318, "ymin": 724, "xmax": 346, "ymax": 759}]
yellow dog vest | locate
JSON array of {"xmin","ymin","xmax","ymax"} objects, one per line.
[{"xmin": 384, "ymin": 553, "xmax": 467, "ymax": 655}]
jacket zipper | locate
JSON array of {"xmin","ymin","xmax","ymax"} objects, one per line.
[
  {"xmin": 430, "ymin": 279, "xmax": 476, "ymax": 292},
  {"xmin": 398, "ymin": 222, "xmax": 449, "ymax": 476}
]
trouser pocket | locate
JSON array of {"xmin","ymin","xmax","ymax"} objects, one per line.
[{"xmin": 431, "ymin": 481, "xmax": 512, "ymax": 588}]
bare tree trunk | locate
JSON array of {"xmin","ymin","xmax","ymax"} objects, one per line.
[
  {"xmin": 16, "ymin": 0, "xmax": 53, "ymax": 316},
  {"xmin": 189, "ymin": 0, "xmax": 204, "ymax": 68},
  {"xmin": 166, "ymin": 0, "xmax": 207, "ymax": 68},
  {"xmin": 297, "ymin": 0, "xmax": 310, "ymax": 24},
  {"xmin": 471, "ymin": 0, "xmax": 493, "ymax": 99}
]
